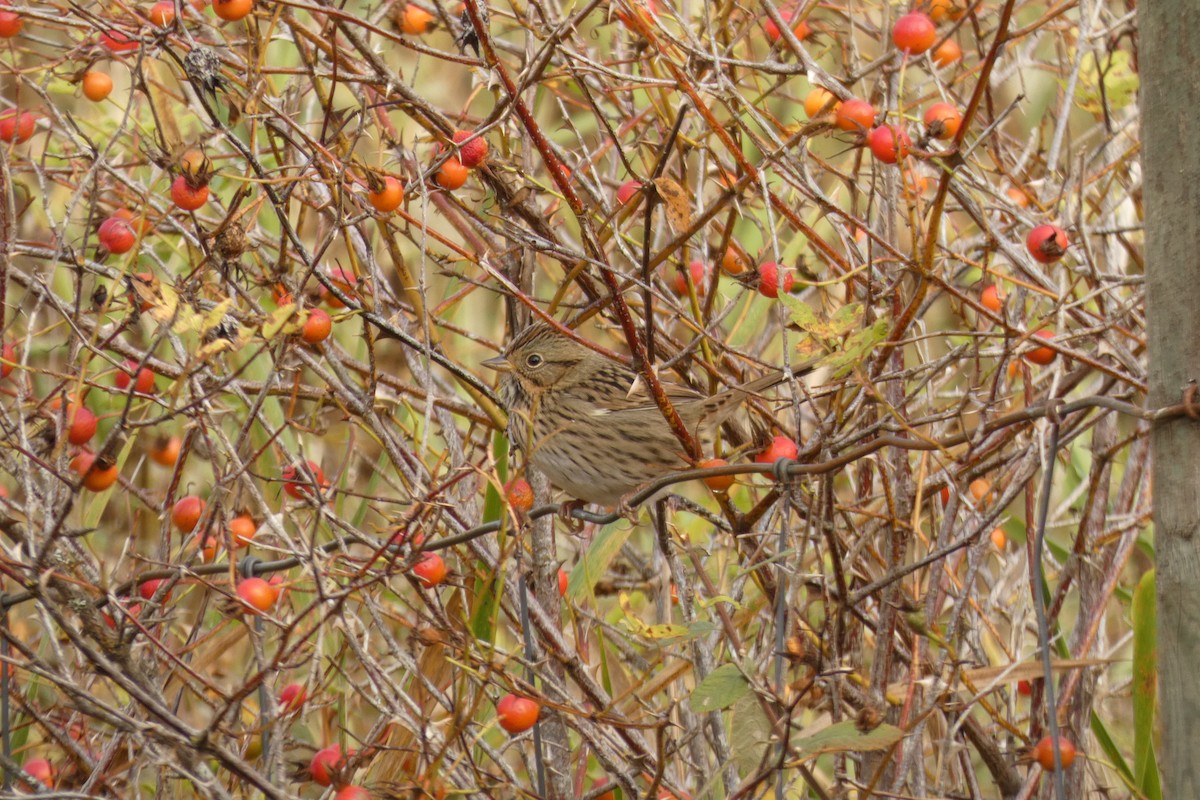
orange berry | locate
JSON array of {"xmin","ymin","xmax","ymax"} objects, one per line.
[
  {"xmin": 968, "ymin": 478, "xmax": 990, "ymax": 501},
  {"xmin": 990, "ymin": 527, "xmax": 1007, "ymax": 549},
  {"xmin": 892, "ymin": 12, "xmax": 936, "ymax": 54},
  {"xmin": 148, "ymin": 0, "xmax": 177, "ymax": 25},
  {"xmin": 1025, "ymin": 329, "xmax": 1057, "ymax": 366},
  {"xmin": 411, "ymin": 552, "xmax": 448, "ymax": 587},
  {"xmin": 803, "ymin": 87, "xmax": 838, "ymax": 118},
  {"xmin": 81, "ymin": 71, "xmax": 114, "ymax": 102},
  {"xmin": 435, "ymin": 156, "xmax": 470, "ymax": 190},
  {"xmin": 229, "ymin": 513, "xmax": 257, "ymax": 547},
  {"xmin": 755, "ymin": 435, "xmax": 798, "ymax": 463},
  {"xmin": 923, "ymin": 102, "xmax": 962, "ymax": 140},
  {"xmin": 980, "ymin": 283, "xmax": 1004, "ymax": 313},
  {"xmin": 927, "ymin": 0, "xmax": 965, "ymax": 23},
  {"xmin": 504, "ymin": 478, "xmax": 534, "ymax": 511},
  {"xmin": 496, "ymin": 693, "xmax": 540, "ymax": 734},
  {"xmin": 400, "ymin": 4, "xmax": 435, "ymax": 34},
  {"xmin": 172, "ymin": 495, "xmax": 206, "ymax": 532},
  {"xmin": 170, "ymin": 175, "xmax": 209, "ymax": 211},
  {"xmin": 699, "ymin": 458, "xmax": 734, "ymax": 492},
  {"xmin": 237, "ymin": 577, "xmax": 278, "ymax": 612},
  {"xmin": 720, "ymin": 246, "xmax": 748, "ymax": 275},
  {"xmin": 932, "ymin": 37, "xmax": 962, "ymax": 67},
  {"xmin": 71, "ymin": 453, "xmax": 120, "ymax": 491},
  {"xmin": 1030, "ymin": 736, "xmax": 1077, "ymax": 771},
  {"xmin": 212, "ymin": 0, "xmax": 252, "ymax": 21},
  {"xmin": 149, "ymin": 435, "xmax": 182, "ymax": 466},
  {"xmin": 302, "ymin": 308, "xmax": 333, "ymax": 344},
  {"xmin": 367, "ymin": 176, "xmax": 404, "ymax": 213},
  {"xmin": 834, "ymin": 99, "xmax": 875, "ymax": 132}
]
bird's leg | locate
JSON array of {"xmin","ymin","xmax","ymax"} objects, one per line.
[{"xmin": 557, "ymin": 499, "xmax": 586, "ymax": 532}]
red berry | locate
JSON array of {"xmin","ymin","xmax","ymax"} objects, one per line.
[
  {"xmin": 321, "ymin": 266, "xmax": 358, "ymax": 308},
  {"xmin": 278, "ymin": 682, "xmax": 307, "ymax": 712},
  {"xmin": 1017, "ymin": 679, "xmax": 1033, "ymax": 696},
  {"xmin": 115, "ymin": 359, "xmax": 156, "ymax": 394},
  {"xmin": 763, "ymin": 5, "xmax": 809, "ymax": 42},
  {"xmin": 755, "ymin": 435, "xmax": 798, "ymax": 463},
  {"xmin": 672, "ymin": 260, "xmax": 707, "ymax": 296},
  {"xmin": 867, "ymin": 125, "xmax": 912, "ymax": 164},
  {"xmin": 64, "ymin": 403, "xmax": 97, "ymax": 445},
  {"xmin": 98, "ymin": 217, "xmax": 137, "ymax": 254},
  {"xmin": 138, "ymin": 578, "xmax": 171, "ymax": 601},
  {"xmin": 834, "ymin": 99, "xmax": 875, "ymax": 132},
  {"xmin": 0, "ymin": 0, "xmax": 22, "ymax": 38},
  {"xmin": 1025, "ymin": 224, "xmax": 1069, "ymax": 263},
  {"xmin": 99, "ymin": 29, "xmax": 139, "ymax": 52},
  {"xmin": 496, "ymin": 693, "xmax": 540, "ymax": 734},
  {"xmin": 504, "ymin": 478, "xmax": 534, "ymax": 511},
  {"xmin": 411, "ymin": 552, "xmax": 448, "ymax": 587},
  {"xmin": 334, "ymin": 787, "xmax": 370, "ymax": 800},
  {"xmin": 892, "ymin": 12, "xmax": 936, "ymax": 54},
  {"xmin": 756, "ymin": 261, "xmax": 794, "ymax": 298},
  {"xmin": 21, "ymin": 758, "xmax": 53, "ymax": 788},
  {"xmin": 237, "ymin": 577, "xmax": 279, "ymax": 612},
  {"xmin": 1030, "ymin": 735, "xmax": 1077, "ymax": 771},
  {"xmin": 0, "ymin": 341, "xmax": 14, "ymax": 379},
  {"xmin": 170, "ymin": 175, "xmax": 209, "ymax": 210},
  {"xmin": 309, "ymin": 744, "xmax": 348, "ymax": 787},
  {"xmin": 923, "ymin": 102, "xmax": 962, "ymax": 140},
  {"xmin": 0, "ymin": 110, "xmax": 35, "ymax": 143},
  {"xmin": 557, "ymin": 568, "xmax": 569, "ymax": 596},
  {"xmin": 171, "ymin": 495, "xmax": 206, "ymax": 532},
  {"xmin": 282, "ymin": 460, "xmax": 327, "ymax": 499},
  {"xmin": 616, "ymin": 179, "xmax": 642, "ymax": 205},
  {"xmin": 452, "ymin": 129, "xmax": 489, "ymax": 168}
]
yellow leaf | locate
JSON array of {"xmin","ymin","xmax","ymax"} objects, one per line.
[{"xmin": 654, "ymin": 177, "xmax": 691, "ymax": 233}]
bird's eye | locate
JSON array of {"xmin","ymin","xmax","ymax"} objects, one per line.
[{"xmin": 526, "ymin": 354, "xmax": 543, "ymax": 368}]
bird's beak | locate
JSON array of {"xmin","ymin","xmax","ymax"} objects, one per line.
[{"xmin": 482, "ymin": 355, "xmax": 512, "ymax": 372}]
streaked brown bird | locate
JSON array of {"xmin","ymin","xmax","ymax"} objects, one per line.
[{"xmin": 483, "ymin": 322, "xmax": 802, "ymax": 507}]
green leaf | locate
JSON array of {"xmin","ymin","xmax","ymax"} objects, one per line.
[
  {"xmin": 730, "ymin": 692, "xmax": 772, "ymax": 774},
  {"xmin": 1090, "ymin": 709, "xmax": 1137, "ymax": 791},
  {"xmin": 690, "ymin": 663, "xmax": 750, "ymax": 712},
  {"xmin": 790, "ymin": 720, "xmax": 906, "ymax": 761},
  {"xmin": 780, "ymin": 293, "xmax": 819, "ymax": 332},
  {"xmin": 1074, "ymin": 49, "xmax": 1139, "ymax": 115},
  {"xmin": 822, "ymin": 319, "xmax": 889, "ymax": 377},
  {"xmin": 470, "ymin": 431, "xmax": 509, "ymax": 643},
  {"xmin": 1132, "ymin": 569, "xmax": 1160, "ymax": 799},
  {"xmin": 262, "ymin": 303, "xmax": 298, "ymax": 340},
  {"xmin": 567, "ymin": 524, "xmax": 632, "ymax": 603}
]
